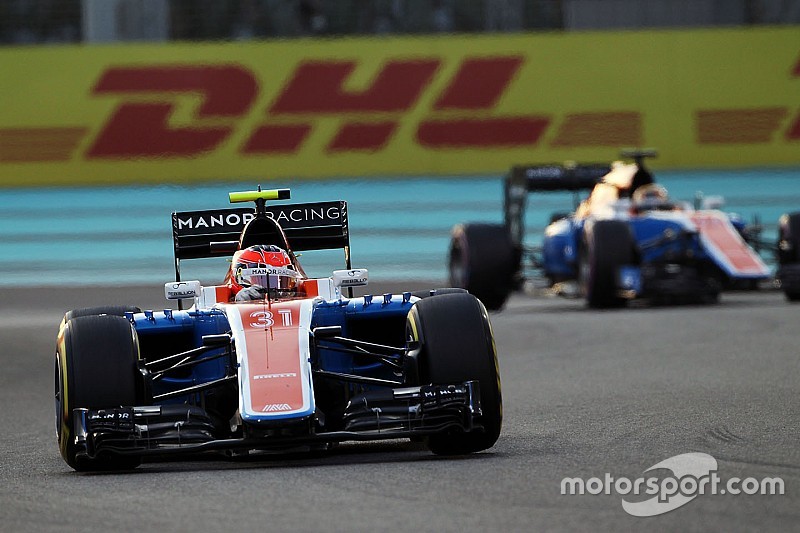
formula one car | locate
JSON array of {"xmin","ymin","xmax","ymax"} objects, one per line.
[
  {"xmin": 449, "ymin": 150, "xmax": 791, "ymax": 309},
  {"xmin": 55, "ymin": 189, "xmax": 502, "ymax": 471}
]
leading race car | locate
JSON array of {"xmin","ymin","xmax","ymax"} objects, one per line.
[
  {"xmin": 449, "ymin": 150, "xmax": 796, "ymax": 309},
  {"xmin": 55, "ymin": 189, "xmax": 502, "ymax": 471}
]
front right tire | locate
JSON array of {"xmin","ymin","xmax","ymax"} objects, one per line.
[{"xmin": 56, "ymin": 314, "xmax": 142, "ymax": 471}]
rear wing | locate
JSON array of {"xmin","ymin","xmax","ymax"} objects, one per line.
[
  {"xmin": 172, "ymin": 200, "xmax": 350, "ymax": 279},
  {"xmin": 503, "ymin": 164, "xmax": 611, "ymax": 249},
  {"xmin": 507, "ymin": 164, "xmax": 612, "ymax": 193},
  {"xmin": 503, "ymin": 151, "xmax": 656, "ymax": 249}
]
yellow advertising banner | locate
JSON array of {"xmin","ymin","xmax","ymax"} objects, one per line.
[{"xmin": 0, "ymin": 27, "xmax": 798, "ymax": 186}]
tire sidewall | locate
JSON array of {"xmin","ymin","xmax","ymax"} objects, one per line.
[{"xmin": 408, "ymin": 293, "xmax": 502, "ymax": 454}]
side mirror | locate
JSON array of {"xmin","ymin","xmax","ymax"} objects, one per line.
[
  {"xmin": 164, "ymin": 280, "xmax": 202, "ymax": 300},
  {"xmin": 332, "ymin": 269, "xmax": 369, "ymax": 288}
]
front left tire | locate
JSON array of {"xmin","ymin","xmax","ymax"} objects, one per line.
[{"xmin": 407, "ymin": 292, "xmax": 502, "ymax": 455}]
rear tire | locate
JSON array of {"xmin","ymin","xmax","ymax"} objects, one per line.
[
  {"xmin": 448, "ymin": 223, "xmax": 516, "ymax": 311},
  {"xmin": 408, "ymin": 293, "xmax": 502, "ymax": 455},
  {"xmin": 55, "ymin": 314, "xmax": 142, "ymax": 471},
  {"xmin": 579, "ymin": 220, "xmax": 635, "ymax": 308},
  {"xmin": 778, "ymin": 212, "xmax": 800, "ymax": 301}
]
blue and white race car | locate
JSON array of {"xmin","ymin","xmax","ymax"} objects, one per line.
[
  {"xmin": 449, "ymin": 151, "xmax": 789, "ymax": 309},
  {"xmin": 55, "ymin": 189, "xmax": 502, "ymax": 471}
]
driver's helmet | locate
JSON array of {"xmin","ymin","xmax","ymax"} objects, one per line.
[
  {"xmin": 229, "ymin": 244, "xmax": 300, "ymax": 299},
  {"xmin": 632, "ymin": 183, "xmax": 670, "ymax": 211}
]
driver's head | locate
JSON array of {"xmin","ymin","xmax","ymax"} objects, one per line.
[
  {"xmin": 632, "ymin": 183, "xmax": 669, "ymax": 205},
  {"xmin": 229, "ymin": 244, "xmax": 299, "ymax": 299}
]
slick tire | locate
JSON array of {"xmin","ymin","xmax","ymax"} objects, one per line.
[
  {"xmin": 448, "ymin": 223, "xmax": 516, "ymax": 311},
  {"xmin": 63, "ymin": 305, "xmax": 142, "ymax": 321},
  {"xmin": 411, "ymin": 288, "xmax": 468, "ymax": 299},
  {"xmin": 778, "ymin": 212, "xmax": 800, "ymax": 301},
  {"xmin": 579, "ymin": 220, "xmax": 635, "ymax": 308},
  {"xmin": 60, "ymin": 305, "xmax": 141, "ymax": 330},
  {"xmin": 408, "ymin": 293, "xmax": 502, "ymax": 455},
  {"xmin": 55, "ymin": 314, "xmax": 142, "ymax": 471}
]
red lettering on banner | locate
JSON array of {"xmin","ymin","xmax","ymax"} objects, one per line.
[
  {"xmin": 434, "ymin": 56, "xmax": 523, "ymax": 110},
  {"xmin": 90, "ymin": 103, "xmax": 235, "ymax": 158},
  {"xmin": 418, "ymin": 55, "xmax": 547, "ymax": 147},
  {"xmin": 270, "ymin": 60, "xmax": 439, "ymax": 114},
  {"xmin": 786, "ymin": 112, "xmax": 800, "ymax": 140},
  {"xmin": 786, "ymin": 56, "xmax": 800, "ymax": 140},
  {"xmin": 11, "ymin": 47, "xmax": 790, "ymax": 164},
  {"xmin": 77, "ymin": 54, "xmax": 799, "ymax": 159},
  {"xmin": 328, "ymin": 122, "xmax": 398, "ymax": 152},
  {"xmin": 88, "ymin": 65, "xmax": 257, "ymax": 158},
  {"xmin": 243, "ymin": 124, "xmax": 311, "ymax": 153},
  {"xmin": 242, "ymin": 60, "xmax": 438, "ymax": 153}
]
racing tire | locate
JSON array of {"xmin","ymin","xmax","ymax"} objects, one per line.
[
  {"xmin": 408, "ymin": 293, "xmax": 502, "ymax": 455},
  {"xmin": 778, "ymin": 212, "xmax": 800, "ymax": 301},
  {"xmin": 411, "ymin": 288, "xmax": 468, "ymax": 299},
  {"xmin": 62, "ymin": 305, "xmax": 141, "ymax": 323},
  {"xmin": 579, "ymin": 220, "xmax": 635, "ymax": 309},
  {"xmin": 448, "ymin": 223, "xmax": 516, "ymax": 311},
  {"xmin": 55, "ymin": 314, "xmax": 142, "ymax": 471}
]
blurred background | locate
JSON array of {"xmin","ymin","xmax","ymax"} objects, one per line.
[
  {"xmin": 1, "ymin": 0, "xmax": 799, "ymax": 287},
  {"xmin": 1, "ymin": 0, "xmax": 799, "ymax": 44}
]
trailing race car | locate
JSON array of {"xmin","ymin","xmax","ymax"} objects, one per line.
[
  {"xmin": 55, "ymin": 189, "xmax": 502, "ymax": 471},
  {"xmin": 449, "ymin": 150, "xmax": 796, "ymax": 310}
]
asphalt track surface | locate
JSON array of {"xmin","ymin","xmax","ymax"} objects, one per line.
[{"xmin": 1, "ymin": 284, "xmax": 798, "ymax": 532}]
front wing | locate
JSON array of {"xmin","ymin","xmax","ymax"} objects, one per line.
[{"xmin": 70, "ymin": 381, "xmax": 482, "ymax": 461}]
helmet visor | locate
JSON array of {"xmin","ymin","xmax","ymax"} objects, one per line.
[{"xmin": 237, "ymin": 265, "xmax": 299, "ymax": 290}]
